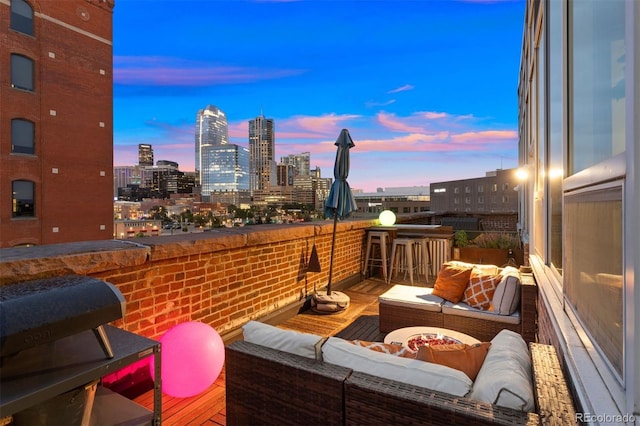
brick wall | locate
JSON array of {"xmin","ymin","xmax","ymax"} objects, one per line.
[
  {"xmin": 1, "ymin": 0, "xmax": 114, "ymax": 247},
  {"xmin": 0, "ymin": 220, "xmax": 375, "ymax": 341}
]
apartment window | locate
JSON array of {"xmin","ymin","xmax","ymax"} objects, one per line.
[
  {"xmin": 478, "ymin": 196, "xmax": 484, "ymax": 204},
  {"xmin": 11, "ymin": 54, "xmax": 34, "ymax": 91},
  {"xmin": 10, "ymin": 0, "xmax": 34, "ymax": 36},
  {"xmin": 465, "ymin": 186, "xmax": 471, "ymax": 194},
  {"xmin": 454, "ymin": 187, "xmax": 460, "ymax": 194},
  {"xmin": 477, "ymin": 185, "xmax": 484, "ymax": 193},
  {"xmin": 502, "ymin": 183, "xmax": 510, "ymax": 191},
  {"xmin": 548, "ymin": 0, "xmax": 563, "ymax": 274},
  {"xmin": 11, "ymin": 119, "xmax": 35, "ymax": 154},
  {"xmin": 465, "ymin": 197, "xmax": 471, "ymax": 204},
  {"xmin": 564, "ymin": 184, "xmax": 623, "ymax": 376},
  {"xmin": 570, "ymin": 0, "xmax": 625, "ymax": 174},
  {"xmin": 491, "ymin": 183, "xmax": 498, "ymax": 192},
  {"xmin": 12, "ymin": 180, "xmax": 35, "ymax": 217},
  {"xmin": 564, "ymin": 0, "xmax": 626, "ymax": 380}
]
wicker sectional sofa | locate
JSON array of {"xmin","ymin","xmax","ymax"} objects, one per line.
[
  {"xmin": 225, "ymin": 323, "xmax": 576, "ymax": 426},
  {"xmin": 379, "ymin": 267, "xmax": 537, "ymax": 343}
]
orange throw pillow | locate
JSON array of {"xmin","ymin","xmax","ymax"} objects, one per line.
[
  {"xmin": 416, "ymin": 342, "xmax": 491, "ymax": 381},
  {"xmin": 432, "ymin": 263, "xmax": 473, "ymax": 303},
  {"xmin": 463, "ymin": 274, "xmax": 501, "ymax": 310},
  {"xmin": 348, "ymin": 340, "xmax": 415, "ymax": 358}
]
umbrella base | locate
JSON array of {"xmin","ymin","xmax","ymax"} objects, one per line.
[{"xmin": 311, "ymin": 291, "xmax": 350, "ymax": 315}]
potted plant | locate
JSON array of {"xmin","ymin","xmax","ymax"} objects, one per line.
[{"xmin": 454, "ymin": 232, "xmax": 523, "ymax": 266}]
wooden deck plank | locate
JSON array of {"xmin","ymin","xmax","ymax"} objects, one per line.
[{"xmin": 133, "ymin": 277, "xmax": 402, "ymax": 425}]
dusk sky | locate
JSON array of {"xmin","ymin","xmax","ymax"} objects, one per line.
[{"xmin": 113, "ymin": 0, "xmax": 525, "ymax": 193}]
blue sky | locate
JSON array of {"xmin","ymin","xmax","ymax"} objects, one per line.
[{"xmin": 113, "ymin": 0, "xmax": 525, "ymax": 192}]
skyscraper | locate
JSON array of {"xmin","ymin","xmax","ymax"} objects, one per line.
[
  {"xmin": 138, "ymin": 143, "xmax": 154, "ymax": 166},
  {"xmin": 1, "ymin": 0, "xmax": 114, "ymax": 247},
  {"xmin": 280, "ymin": 152, "xmax": 311, "ymax": 177},
  {"xmin": 195, "ymin": 105, "xmax": 228, "ymax": 185},
  {"xmin": 201, "ymin": 145, "xmax": 250, "ymax": 196},
  {"xmin": 249, "ymin": 114, "xmax": 275, "ymax": 193}
]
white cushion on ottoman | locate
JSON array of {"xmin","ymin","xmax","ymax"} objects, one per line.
[{"xmin": 378, "ymin": 285, "xmax": 444, "ymax": 312}]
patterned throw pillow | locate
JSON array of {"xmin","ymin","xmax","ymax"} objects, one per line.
[
  {"xmin": 463, "ymin": 274, "xmax": 501, "ymax": 310},
  {"xmin": 432, "ymin": 263, "xmax": 474, "ymax": 303},
  {"xmin": 348, "ymin": 340, "xmax": 415, "ymax": 358}
]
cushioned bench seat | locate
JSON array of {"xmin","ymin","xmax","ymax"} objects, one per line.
[
  {"xmin": 379, "ymin": 285, "xmax": 445, "ymax": 331},
  {"xmin": 378, "ymin": 264, "xmax": 538, "ymax": 342}
]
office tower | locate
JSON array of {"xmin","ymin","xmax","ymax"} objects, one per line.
[
  {"xmin": 200, "ymin": 145, "xmax": 250, "ymax": 199},
  {"xmin": 277, "ymin": 164, "xmax": 295, "ymax": 187},
  {"xmin": 249, "ymin": 114, "xmax": 275, "ymax": 193},
  {"xmin": 114, "ymin": 165, "xmax": 142, "ymax": 198},
  {"xmin": 195, "ymin": 105, "xmax": 228, "ymax": 185},
  {"xmin": 138, "ymin": 144, "xmax": 154, "ymax": 166},
  {"xmin": 280, "ymin": 152, "xmax": 311, "ymax": 177},
  {"xmin": 1, "ymin": 0, "xmax": 114, "ymax": 247}
]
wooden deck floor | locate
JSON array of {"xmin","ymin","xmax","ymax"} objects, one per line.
[{"xmin": 134, "ymin": 277, "xmax": 429, "ymax": 425}]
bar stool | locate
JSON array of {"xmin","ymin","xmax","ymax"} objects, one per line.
[
  {"xmin": 362, "ymin": 231, "xmax": 390, "ymax": 282},
  {"xmin": 388, "ymin": 238, "xmax": 421, "ymax": 285},
  {"xmin": 410, "ymin": 236, "xmax": 432, "ymax": 282}
]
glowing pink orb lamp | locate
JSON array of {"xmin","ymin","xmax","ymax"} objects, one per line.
[{"xmin": 152, "ymin": 321, "xmax": 225, "ymax": 398}]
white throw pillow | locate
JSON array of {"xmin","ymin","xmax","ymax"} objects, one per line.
[
  {"xmin": 469, "ymin": 329, "xmax": 534, "ymax": 411},
  {"xmin": 242, "ymin": 320, "xmax": 324, "ymax": 359},
  {"xmin": 492, "ymin": 266, "xmax": 521, "ymax": 315},
  {"xmin": 322, "ymin": 337, "xmax": 472, "ymax": 397}
]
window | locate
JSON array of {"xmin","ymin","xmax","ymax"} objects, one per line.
[
  {"xmin": 548, "ymin": 0, "xmax": 563, "ymax": 273},
  {"xmin": 11, "ymin": 119, "xmax": 35, "ymax": 154},
  {"xmin": 12, "ymin": 180, "xmax": 35, "ymax": 217},
  {"xmin": 454, "ymin": 187, "xmax": 459, "ymax": 194},
  {"xmin": 477, "ymin": 185, "xmax": 484, "ymax": 193},
  {"xmin": 465, "ymin": 186, "xmax": 471, "ymax": 194},
  {"xmin": 570, "ymin": 0, "xmax": 625, "ymax": 174},
  {"xmin": 11, "ymin": 54, "xmax": 34, "ymax": 91},
  {"xmin": 564, "ymin": 184, "xmax": 623, "ymax": 377},
  {"xmin": 10, "ymin": 0, "xmax": 34, "ymax": 36}
]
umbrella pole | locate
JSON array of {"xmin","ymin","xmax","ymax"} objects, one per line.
[{"xmin": 326, "ymin": 209, "xmax": 338, "ymax": 296}]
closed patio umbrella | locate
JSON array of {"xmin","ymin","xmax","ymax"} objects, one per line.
[{"xmin": 312, "ymin": 129, "xmax": 357, "ymax": 313}]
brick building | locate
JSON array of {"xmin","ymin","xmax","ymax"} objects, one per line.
[{"xmin": 1, "ymin": 0, "xmax": 115, "ymax": 247}]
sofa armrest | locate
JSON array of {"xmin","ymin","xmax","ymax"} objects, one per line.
[
  {"xmin": 520, "ymin": 273, "xmax": 538, "ymax": 342},
  {"xmin": 529, "ymin": 343, "xmax": 577, "ymax": 425},
  {"xmin": 225, "ymin": 340, "xmax": 351, "ymax": 426}
]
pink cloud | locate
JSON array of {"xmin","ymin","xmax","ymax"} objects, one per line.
[
  {"xmin": 377, "ymin": 112, "xmax": 426, "ymax": 133},
  {"xmin": 284, "ymin": 114, "xmax": 361, "ymax": 134},
  {"xmin": 114, "ymin": 56, "xmax": 305, "ymax": 86},
  {"xmin": 450, "ymin": 130, "xmax": 517, "ymax": 143},
  {"xmin": 423, "ymin": 112, "xmax": 449, "ymax": 120}
]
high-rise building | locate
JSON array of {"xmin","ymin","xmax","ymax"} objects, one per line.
[
  {"xmin": 1, "ymin": 0, "xmax": 115, "ymax": 247},
  {"xmin": 114, "ymin": 165, "xmax": 142, "ymax": 198},
  {"xmin": 249, "ymin": 114, "xmax": 275, "ymax": 193},
  {"xmin": 280, "ymin": 152, "xmax": 310, "ymax": 177},
  {"xmin": 200, "ymin": 144, "xmax": 249, "ymax": 198},
  {"xmin": 138, "ymin": 144, "xmax": 154, "ymax": 166},
  {"xmin": 195, "ymin": 105, "xmax": 228, "ymax": 186}
]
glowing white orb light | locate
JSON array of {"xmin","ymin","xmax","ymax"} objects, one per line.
[
  {"xmin": 152, "ymin": 321, "xmax": 225, "ymax": 398},
  {"xmin": 379, "ymin": 210, "xmax": 396, "ymax": 227}
]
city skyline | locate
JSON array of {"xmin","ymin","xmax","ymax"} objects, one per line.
[{"xmin": 113, "ymin": 0, "xmax": 525, "ymax": 192}]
